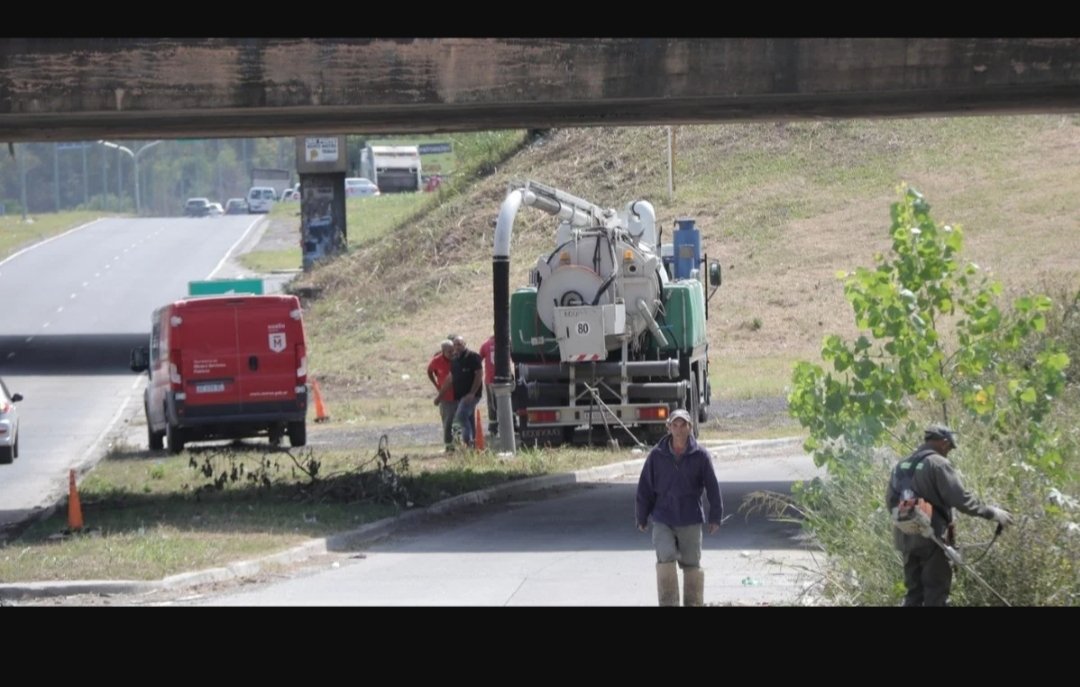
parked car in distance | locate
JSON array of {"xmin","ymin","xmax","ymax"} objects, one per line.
[
  {"xmin": 207, "ymin": 202, "xmax": 224, "ymax": 216},
  {"xmin": 280, "ymin": 188, "xmax": 299, "ymax": 202},
  {"xmin": 345, "ymin": 177, "xmax": 380, "ymax": 198},
  {"xmin": 184, "ymin": 197, "xmax": 212, "ymax": 217},
  {"xmin": 224, "ymin": 198, "xmax": 248, "ymax": 215},
  {"xmin": 247, "ymin": 186, "xmax": 277, "ymax": 213},
  {"xmin": 0, "ymin": 377, "xmax": 23, "ymax": 464}
]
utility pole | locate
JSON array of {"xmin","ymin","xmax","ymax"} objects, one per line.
[
  {"xmin": 667, "ymin": 126, "xmax": 676, "ymax": 202},
  {"xmin": 82, "ymin": 142, "xmax": 89, "ymax": 205},
  {"xmin": 116, "ymin": 148, "xmax": 122, "ymax": 205},
  {"xmin": 98, "ymin": 140, "xmax": 162, "ymax": 215},
  {"xmin": 18, "ymin": 143, "xmax": 28, "ymax": 221},
  {"xmin": 53, "ymin": 143, "xmax": 60, "ymax": 212}
]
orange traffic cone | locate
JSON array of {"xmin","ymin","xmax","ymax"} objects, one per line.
[
  {"xmin": 312, "ymin": 379, "xmax": 330, "ymax": 423},
  {"xmin": 67, "ymin": 469, "xmax": 84, "ymax": 531},
  {"xmin": 474, "ymin": 407, "xmax": 486, "ymax": 451}
]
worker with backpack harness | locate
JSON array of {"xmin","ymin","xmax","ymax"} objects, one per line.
[{"xmin": 886, "ymin": 425, "xmax": 1013, "ymax": 606}]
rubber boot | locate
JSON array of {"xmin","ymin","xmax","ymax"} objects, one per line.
[
  {"xmin": 683, "ymin": 566, "xmax": 705, "ymax": 607},
  {"xmin": 656, "ymin": 561, "xmax": 680, "ymax": 606}
]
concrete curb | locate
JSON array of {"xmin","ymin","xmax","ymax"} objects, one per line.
[
  {"xmin": 0, "ymin": 460, "xmax": 644, "ymax": 601},
  {"xmin": 0, "ymin": 436, "xmax": 806, "ymax": 602}
]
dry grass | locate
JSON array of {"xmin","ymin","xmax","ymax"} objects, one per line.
[{"xmin": 294, "ymin": 115, "xmax": 1080, "ymax": 427}]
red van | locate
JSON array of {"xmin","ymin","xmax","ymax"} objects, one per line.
[{"xmin": 131, "ymin": 295, "xmax": 308, "ymax": 453}]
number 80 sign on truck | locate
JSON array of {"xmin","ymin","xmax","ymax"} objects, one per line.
[{"xmin": 130, "ymin": 294, "xmax": 309, "ymax": 453}]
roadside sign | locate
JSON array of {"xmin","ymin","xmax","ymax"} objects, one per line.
[
  {"xmin": 418, "ymin": 142, "xmax": 452, "ymax": 155},
  {"xmin": 304, "ymin": 137, "xmax": 339, "ymax": 162},
  {"xmin": 188, "ymin": 279, "xmax": 264, "ymax": 296}
]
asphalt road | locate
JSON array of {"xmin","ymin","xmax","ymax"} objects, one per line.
[
  {"xmin": 0, "ymin": 215, "xmax": 263, "ymax": 529},
  {"xmin": 172, "ymin": 439, "xmax": 825, "ymax": 606}
]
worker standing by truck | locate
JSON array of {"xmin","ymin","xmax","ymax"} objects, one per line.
[
  {"xmin": 450, "ymin": 335, "xmax": 484, "ymax": 449},
  {"xmin": 479, "ymin": 333, "xmax": 498, "ymax": 438},
  {"xmin": 427, "ymin": 339, "xmax": 458, "ymax": 453}
]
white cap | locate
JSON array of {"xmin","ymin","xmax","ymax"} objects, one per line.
[{"xmin": 667, "ymin": 408, "xmax": 693, "ymax": 426}]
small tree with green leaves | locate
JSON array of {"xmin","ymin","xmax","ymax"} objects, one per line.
[{"xmin": 785, "ymin": 184, "xmax": 1077, "ymax": 605}]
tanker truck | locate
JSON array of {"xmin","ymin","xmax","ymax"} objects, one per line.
[{"xmin": 489, "ymin": 180, "xmax": 721, "ymax": 452}]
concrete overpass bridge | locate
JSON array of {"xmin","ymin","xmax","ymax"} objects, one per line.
[{"xmin": 2, "ymin": 38, "xmax": 1079, "ymax": 143}]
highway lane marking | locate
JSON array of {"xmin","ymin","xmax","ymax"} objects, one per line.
[{"xmin": 207, "ymin": 217, "xmax": 265, "ymax": 279}]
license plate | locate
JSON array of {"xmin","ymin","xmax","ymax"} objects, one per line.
[
  {"xmin": 195, "ymin": 382, "xmax": 225, "ymax": 394},
  {"xmin": 521, "ymin": 427, "xmax": 564, "ymax": 441}
]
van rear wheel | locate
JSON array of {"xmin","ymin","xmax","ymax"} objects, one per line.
[
  {"xmin": 166, "ymin": 423, "xmax": 186, "ymax": 454},
  {"xmin": 148, "ymin": 424, "xmax": 165, "ymax": 451},
  {"xmin": 147, "ymin": 404, "xmax": 165, "ymax": 450},
  {"xmin": 287, "ymin": 420, "xmax": 307, "ymax": 447}
]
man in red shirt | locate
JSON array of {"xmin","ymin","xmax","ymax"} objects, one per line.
[
  {"xmin": 478, "ymin": 334, "xmax": 497, "ymax": 437},
  {"xmin": 426, "ymin": 339, "xmax": 457, "ymax": 452}
]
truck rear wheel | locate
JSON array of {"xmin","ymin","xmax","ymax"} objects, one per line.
[
  {"xmin": 699, "ymin": 377, "xmax": 710, "ymax": 424},
  {"xmin": 287, "ymin": 420, "xmax": 307, "ymax": 447}
]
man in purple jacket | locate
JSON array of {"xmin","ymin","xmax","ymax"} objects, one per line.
[{"xmin": 636, "ymin": 408, "xmax": 723, "ymax": 606}]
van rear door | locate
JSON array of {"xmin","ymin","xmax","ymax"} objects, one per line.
[
  {"xmin": 235, "ymin": 299, "xmax": 300, "ymax": 409},
  {"xmin": 180, "ymin": 302, "xmax": 243, "ymax": 410}
]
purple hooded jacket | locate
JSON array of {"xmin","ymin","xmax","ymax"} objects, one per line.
[{"xmin": 636, "ymin": 433, "xmax": 723, "ymax": 528}]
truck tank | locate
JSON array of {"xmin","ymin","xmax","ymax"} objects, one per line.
[{"xmin": 490, "ymin": 180, "xmax": 721, "ymax": 452}]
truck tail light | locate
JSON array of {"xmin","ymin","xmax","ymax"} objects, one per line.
[
  {"xmin": 637, "ymin": 406, "xmax": 669, "ymax": 421},
  {"xmin": 528, "ymin": 410, "xmax": 560, "ymax": 424}
]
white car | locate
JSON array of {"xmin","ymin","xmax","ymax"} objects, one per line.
[
  {"xmin": 345, "ymin": 177, "xmax": 380, "ymax": 197},
  {"xmin": 0, "ymin": 377, "xmax": 23, "ymax": 464},
  {"xmin": 207, "ymin": 202, "xmax": 224, "ymax": 216}
]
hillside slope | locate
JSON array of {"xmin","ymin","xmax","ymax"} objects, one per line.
[{"xmin": 297, "ymin": 116, "xmax": 1080, "ymax": 439}]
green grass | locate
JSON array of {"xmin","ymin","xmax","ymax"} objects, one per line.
[
  {"xmin": 0, "ymin": 211, "xmax": 108, "ymax": 259},
  {"xmin": 0, "ymin": 441, "xmax": 642, "ymax": 582},
  {"xmin": 297, "ymin": 116, "xmax": 1080, "ymax": 416},
  {"xmin": 238, "ymin": 248, "xmax": 302, "ymax": 272},
  {"xmin": 711, "ymin": 356, "xmax": 797, "ymax": 400},
  {"xmin": 344, "ymin": 192, "xmax": 438, "ymax": 245}
]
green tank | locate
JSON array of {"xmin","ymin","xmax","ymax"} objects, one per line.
[
  {"xmin": 510, "ymin": 287, "xmax": 559, "ymax": 359},
  {"xmin": 655, "ymin": 280, "xmax": 708, "ymax": 353}
]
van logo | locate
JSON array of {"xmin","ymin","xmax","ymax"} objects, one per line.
[{"xmin": 268, "ymin": 332, "xmax": 287, "ymax": 353}]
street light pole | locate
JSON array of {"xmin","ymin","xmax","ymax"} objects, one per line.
[{"xmin": 97, "ymin": 139, "xmax": 163, "ymax": 215}]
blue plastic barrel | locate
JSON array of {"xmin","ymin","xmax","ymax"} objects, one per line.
[{"xmin": 672, "ymin": 218, "xmax": 701, "ymax": 280}]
